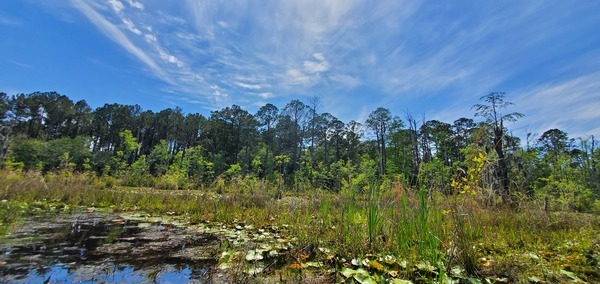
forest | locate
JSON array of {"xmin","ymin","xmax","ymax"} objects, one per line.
[{"xmin": 1, "ymin": 91, "xmax": 599, "ymax": 282}]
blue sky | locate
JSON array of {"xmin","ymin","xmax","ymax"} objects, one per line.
[{"xmin": 1, "ymin": 0, "xmax": 599, "ymax": 139}]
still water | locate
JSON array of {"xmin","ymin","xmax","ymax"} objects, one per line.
[{"xmin": 0, "ymin": 212, "xmax": 217, "ymax": 283}]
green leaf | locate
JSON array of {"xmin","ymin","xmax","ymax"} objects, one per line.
[
  {"xmin": 245, "ymin": 266, "xmax": 264, "ymax": 275},
  {"xmin": 389, "ymin": 279, "xmax": 413, "ymax": 284},
  {"xmin": 302, "ymin": 261, "xmax": 323, "ymax": 268},
  {"xmin": 415, "ymin": 262, "xmax": 437, "ymax": 273},
  {"xmin": 559, "ymin": 269, "xmax": 582, "ymax": 281},
  {"xmin": 368, "ymin": 260, "xmax": 385, "ymax": 272},
  {"xmin": 528, "ymin": 276, "xmax": 542, "ymax": 283},
  {"xmin": 341, "ymin": 267, "xmax": 357, "ymax": 278},
  {"xmin": 450, "ymin": 266, "xmax": 465, "ymax": 278},
  {"xmin": 137, "ymin": 222, "xmax": 151, "ymax": 228},
  {"xmin": 353, "ymin": 272, "xmax": 377, "ymax": 284},
  {"xmin": 245, "ymin": 249, "xmax": 264, "ymax": 261},
  {"xmin": 382, "ymin": 255, "xmax": 395, "ymax": 264}
]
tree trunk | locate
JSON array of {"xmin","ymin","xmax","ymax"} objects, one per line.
[{"xmin": 494, "ymin": 122, "xmax": 509, "ymax": 196}]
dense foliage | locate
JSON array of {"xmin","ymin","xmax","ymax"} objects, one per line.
[{"xmin": 1, "ymin": 91, "xmax": 598, "ymax": 210}]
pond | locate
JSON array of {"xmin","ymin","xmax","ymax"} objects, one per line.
[{"xmin": 0, "ymin": 211, "xmax": 219, "ymax": 283}]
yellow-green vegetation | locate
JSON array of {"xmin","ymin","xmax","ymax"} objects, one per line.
[{"xmin": 1, "ymin": 169, "xmax": 598, "ymax": 283}]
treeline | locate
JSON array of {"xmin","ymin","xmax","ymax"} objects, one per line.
[{"xmin": 0, "ymin": 91, "xmax": 598, "ymax": 210}]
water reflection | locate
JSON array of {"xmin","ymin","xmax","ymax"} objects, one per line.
[
  {"xmin": 20, "ymin": 263, "xmax": 209, "ymax": 283},
  {"xmin": 0, "ymin": 212, "xmax": 217, "ymax": 283}
]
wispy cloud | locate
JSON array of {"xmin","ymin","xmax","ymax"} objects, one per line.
[
  {"xmin": 124, "ymin": 0, "xmax": 143, "ymax": 10},
  {"xmin": 6, "ymin": 59, "xmax": 30, "ymax": 68},
  {"xmin": 513, "ymin": 73, "xmax": 600, "ymax": 138},
  {"xmin": 70, "ymin": 0, "xmax": 165, "ymax": 79},
  {"xmin": 0, "ymin": 15, "xmax": 22, "ymax": 26},
  {"xmin": 107, "ymin": 0, "xmax": 124, "ymax": 14},
  {"xmin": 121, "ymin": 18, "xmax": 141, "ymax": 35},
  {"xmin": 235, "ymin": 82, "xmax": 261, "ymax": 90},
  {"xmin": 63, "ymin": 0, "xmax": 599, "ymax": 138}
]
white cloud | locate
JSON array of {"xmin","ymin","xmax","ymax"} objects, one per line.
[
  {"xmin": 70, "ymin": 0, "xmax": 165, "ymax": 78},
  {"xmin": 6, "ymin": 59, "xmax": 30, "ymax": 68},
  {"xmin": 0, "ymin": 15, "xmax": 22, "ymax": 26},
  {"xmin": 107, "ymin": 0, "xmax": 124, "ymax": 14},
  {"xmin": 144, "ymin": 33, "xmax": 156, "ymax": 42},
  {"xmin": 235, "ymin": 75, "xmax": 265, "ymax": 84},
  {"xmin": 514, "ymin": 73, "xmax": 600, "ymax": 138},
  {"xmin": 217, "ymin": 21, "xmax": 228, "ymax": 28},
  {"xmin": 235, "ymin": 82, "xmax": 261, "ymax": 90},
  {"xmin": 312, "ymin": 53, "xmax": 325, "ymax": 61},
  {"xmin": 303, "ymin": 59, "xmax": 329, "ymax": 74},
  {"xmin": 125, "ymin": 0, "xmax": 144, "ymax": 10},
  {"xmin": 210, "ymin": 85, "xmax": 228, "ymax": 97},
  {"xmin": 258, "ymin": 92, "xmax": 274, "ymax": 99},
  {"xmin": 286, "ymin": 69, "xmax": 311, "ymax": 85},
  {"xmin": 158, "ymin": 48, "xmax": 184, "ymax": 67},
  {"xmin": 329, "ymin": 74, "xmax": 360, "ymax": 89},
  {"xmin": 121, "ymin": 18, "xmax": 141, "ymax": 35},
  {"xmin": 66, "ymin": 0, "xmax": 599, "ymax": 128}
]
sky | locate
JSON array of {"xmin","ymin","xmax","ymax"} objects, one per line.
[{"xmin": 1, "ymin": 0, "xmax": 599, "ymax": 140}]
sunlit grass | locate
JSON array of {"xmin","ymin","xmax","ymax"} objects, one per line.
[{"xmin": 0, "ymin": 169, "xmax": 598, "ymax": 282}]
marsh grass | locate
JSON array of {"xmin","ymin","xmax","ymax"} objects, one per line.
[
  {"xmin": 0, "ymin": 169, "xmax": 599, "ymax": 282},
  {"xmin": 366, "ymin": 179, "xmax": 381, "ymax": 249}
]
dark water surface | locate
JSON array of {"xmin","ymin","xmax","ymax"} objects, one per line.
[{"xmin": 0, "ymin": 212, "xmax": 218, "ymax": 283}]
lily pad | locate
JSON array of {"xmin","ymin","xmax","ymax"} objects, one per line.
[
  {"xmin": 367, "ymin": 260, "xmax": 385, "ymax": 272},
  {"xmin": 415, "ymin": 262, "xmax": 437, "ymax": 274},
  {"xmin": 353, "ymin": 272, "xmax": 378, "ymax": 284},
  {"xmin": 390, "ymin": 279, "xmax": 413, "ymax": 284},
  {"xmin": 559, "ymin": 269, "xmax": 582, "ymax": 282},
  {"xmin": 137, "ymin": 222, "xmax": 151, "ymax": 228},
  {"xmin": 245, "ymin": 249, "xmax": 264, "ymax": 261},
  {"xmin": 245, "ymin": 266, "xmax": 264, "ymax": 275},
  {"xmin": 302, "ymin": 261, "xmax": 323, "ymax": 268}
]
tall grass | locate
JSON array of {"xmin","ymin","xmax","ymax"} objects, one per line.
[
  {"xmin": 366, "ymin": 179, "xmax": 380, "ymax": 249},
  {"xmin": 416, "ymin": 189, "xmax": 442, "ymax": 265},
  {"xmin": 1, "ymin": 169, "xmax": 598, "ymax": 282}
]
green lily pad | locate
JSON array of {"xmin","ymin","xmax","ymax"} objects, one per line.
[
  {"xmin": 559, "ymin": 269, "xmax": 582, "ymax": 282},
  {"xmin": 367, "ymin": 260, "xmax": 385, "ymax": 272},
  {"xmin": 341, "ymin": 267, "xmax": 357, "ymax": 278},
  {"xmin": 302, "ymin": 261, "xmax": 323, "ymax": 268},
  {"xmin": 246, "ymin": 266, "xmax": 264, "ymax": 275},
  {"xmin": 383, "ymin": 255, "xmax": 396, "ymax": 264},
  {"xmin": 137, "ymin": 222, "xmax": 151, "ymax": 228},
  {"xmin": 390, "ymin": 279, "xmax": 413, "ymax": 284},
  {"xmin": 245, "ymin": 249, "xmax": 264, "ymax": 261},
  {"xmin": 528, "ymin": 276, "xmax": 542, "ymax": 283},
  {"xmin": 415, "ymin": 262, "xmax": 437, "ymax": 274},
  {"xmin": 353, "ymin": 272, "xmax": 378, "ymax": 284},
  {"xmin": 450, "ymin": 266, "xmax": 465, "ymax": 277}
]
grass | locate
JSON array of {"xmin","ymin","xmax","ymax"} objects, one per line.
[{"xmin": 0, "ymin": 169, "xmax": 599, "ymax": 283}]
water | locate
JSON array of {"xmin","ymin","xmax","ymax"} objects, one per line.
[
  {"xmin": 17, "ymin": 263, "xmax": 208, "ymax": 283},
  {"xmin": 0, "ymin": 212, "xmax": 218, "ymax": 283}
]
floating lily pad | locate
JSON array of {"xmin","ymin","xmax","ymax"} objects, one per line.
[
  {"xmin": 353, "ymin": 272, "xmax": 378, "ymax": 284},
  {"xmin": 302, "ymin": 261, "xmax": 323, "ymax": 268},
  {"xmin": 450, "ymin": 266, "xmax": 465, "ymax": 278},
  {"xmin": 415, "ymin": 262, "xmax": 437, "ymax": 274},
  {"xmin": 367, "ymin": 260, "xmax": 385, "ymax": 272},
  {"xmin": 389, "ymin": 279, "xmax": 413, "ymax": 284},
  {"xmin": 245, "ymin": 266, "xmax": 264, "ymax": 275},
  {"xmin": 137, "ymin": 222, "xmax": 151, "ymax": 228},
  {"xmin": 245, "ymin": 249, "xmax": 264, "ymax": 261}
]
